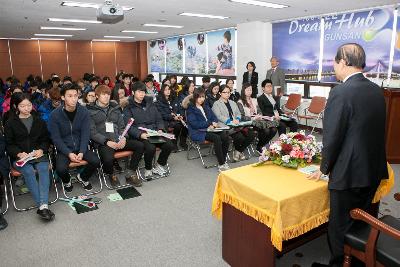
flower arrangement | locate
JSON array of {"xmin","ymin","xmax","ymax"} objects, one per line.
[{"xmin": 255, "ymin": 131, "xmax": 323, "ymax": 169}]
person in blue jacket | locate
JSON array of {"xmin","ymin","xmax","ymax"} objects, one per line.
[
  {"xmin": 187, "ymin": 87, "xmax": 230, "ymax": 172},
  {"xmin": 155, "ymin": 84, "xmax": 188, "ymax": 150},
  {"xmin": 48, "ymin": 83, "xmax": 100, "ymax": 192},
  {"xmin": 38, "ymin": 87, "xmax": 61, "ymax": 124}
]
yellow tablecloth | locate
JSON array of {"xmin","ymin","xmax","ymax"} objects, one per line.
[{"xmin": 211, "ymin": 163, "xmax": 395, "ymax": 251}]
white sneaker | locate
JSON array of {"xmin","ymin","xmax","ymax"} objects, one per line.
[
  {"xmin": 144, "ymin": 169, "xmax": 153, "ymax": 178},
  {"xmin": 218, "ymin": 163, "xmax": 230, "ymax": 172},
  {"xmin": 239, "ymin": 152, "xmax": 246, "ymax": 161},
  {"xmin": 223, "ymin": 162, "xmax": 230, "ymax": 169},
  {"xmin": 233, "ymin": 150, "xmax": 241, "ymax": 162},
  {"xmin": 154, "ymin": 163, "xmax": 168, "ymax": 175}
]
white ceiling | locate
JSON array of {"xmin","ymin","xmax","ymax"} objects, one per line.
[{"xmin": 0, "ymin": 0, "xmax": 397, "ymax": 41}]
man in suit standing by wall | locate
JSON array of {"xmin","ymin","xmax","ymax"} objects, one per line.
[
  {"xmin": 265, "ymin": 56, "xmax": 286, "ymax": 97},
  {"xmin": 309, "ymin": 43, "xmax": 388, "ymax": 267}
]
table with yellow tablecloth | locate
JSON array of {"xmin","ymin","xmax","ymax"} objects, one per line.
[{"xmin": 211, "ymin": 163, "xmax": 395, "ymax": 252}]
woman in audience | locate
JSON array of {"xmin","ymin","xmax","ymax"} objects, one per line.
[
  {"xmin": 226, "ymin": 79, "xmax": 240, "ymax": 102},
  {"xmin": 102, "ymin": 76, "xmax": 114, "ymax": 89},
  {"xmin": 212, "ymin": 85, "xmax": 255, "ymax": 162},
  {"xmin": 38, "ymin": 88, "xmax": 61, "ymax": 124},
  {"xmin": 205, "ymin": 81, "xmax": 220, "ymax": 109},
  {"xmin": 155, "ymin": 84, "xmax": 188, "ymax": 150},
  {"xmin": 242, "ymin": 61, "xmax": 259, "ymax": 98},
  {"xmin": 179, "ymin": 79, "xmax": 196, "ymax": 110},
  {"xmin": 237, "ymin": 83, "xmax": 278, "ymax": 153},
  {"xmin": 169, "ymin": 75, "xmax": 179, "ymax": 96},
  {"xmin": 4, "ymin": 93, "xmax": 55, "ymax": 221},
  {"xmin": 123, "ymin": 82, "xmax": 174, "ymax": 179},
  {"xmin": 2, "ymin": 84, "xmax": 23, "ymax": 113},
  {"xmin": 87, "ymin": 85, "xmax": 143, "ymax": 187},
  {"xmin": 144, "ymin": 77, "xmax": 157, "ymax": 100},
  {"xmin": 119, "ymin": 74, "xmax": 132, "ymax": 97},
  {"xmin": 187, "ymin": 87, "xmax": 230, "ymax": 172},
  {"xmin": 257, "ymin": 79, "xmax": 298, "ymax": 136},
  {"xmin": 79, "ymin": 89, "xmax": 96, "ymax": 106}
]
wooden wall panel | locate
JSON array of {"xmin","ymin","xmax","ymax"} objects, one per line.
[
  {"xmin": 67, "ymin": 41, "xmax": 93, "ymax": 80},
  {"xmin": 0, "ymin": 40, "xmax": 147, "ymax": 82},
  {"xmin": 116, "ymin": 42, "xmax": 137, "ymax": 76},
  {"xmin": 39, "ymin": 40, "xmax": 68, "ymax": 79},
  {"xmin": 9, "ymin": 40, "xmax": 41, "ymax": 79},
  {"xmin": 0, "ymin": 40, "xmax": 12, "ymax": 79}
]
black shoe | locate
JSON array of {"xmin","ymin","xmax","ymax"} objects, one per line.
[
  {"xmin": 76, "ymin": 174, "xmax": 93, "ymax": 191},
  {"xmin": 180, "ymin": 143, "xmax": 188, "ymax": 151},
  {"xmin": 0, "ymin": 214, "xmax": 8, "ymax": 230},
  {"xmin": 37, "ymin": 208, "xmax": 55, "ymax": 221},
  {"xmin": 311, "ymin": 263, "xmax": 330, "ymax": 267},
  {"xmin": 64, "ymin": 182, "xmax": 73, "ymax": 193},
  {"xmin": 113, "ymin": 159, "xmax": 123, "ymax": 173}
]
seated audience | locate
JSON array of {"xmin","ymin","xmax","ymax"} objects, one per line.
[
  {"xmin": 179, "ymin": 79, "xmax": 196, "ymax": 110},
  {"xmin": 257, "ymin": 79, "xmax": 298, "ymax": 136},
  {"xmin": 205, "ymin": 81, "xmax": 220, "ymax": 109},
  {"xmin": 144, "ymin": 77, "xmax": 157, "ymax": 100},
  {"xmin": 87, "ymin": 85, "xmax": 143, "ymax": 187},
  {"xmin": 155, "ymin": 84, "xmax": 188, "ymax": 150},
  {"xmin": 83, "ymin": 76, "xmax": 98, "ymax": 93},
  {"xmin": 119, "ymin": 74, "xmax": 131, "ymax": 97},
  {"xmin": 38, "ymin": 87, "xmax": 61, "ymax": 124},
  {"xmin": 5, "ymin": 93, "xmax": 55, "ymax": 221},
  {"xmin": 226, "ymin": 79, "xmax": 240, "ymax": 102},
  {"xmin": 201, "ymin": 76, "xmax": 211, "ymax": 91},
  {"xmin": 0, "ymin": 133, "xmax": 9, "ymax": 230},
  {"xmin": 49, "ymin": 83, "xmax": 100, "ymax": 192},
  {"xmin": 2, "ymin": 84, "xmax": 23, "ymax": 113},
  {"xmin": 187, "ymin": 87, "xmax": 229, "ymax": 171},
  {"xmin": 237, "ymin": 83, "xmax": 278, "ymax": 153},
  {"xmin": 212, "ymin": 85, "xmax": 255, "ymax": 162},
  {"xmin": 79, "ymin": 89, "xmax": 96, "ymax": 106},
  {"xmin": 102, "ymin": 76, "xmax": 114, "ymax": 89},
  {"xmin": 123, "ymin": 82, "xmax": 174, "ymax": 179}
]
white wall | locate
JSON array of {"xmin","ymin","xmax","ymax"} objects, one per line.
[{"xmin": 236, "ymin": 21, "xmax": 272, "ymax": 96}]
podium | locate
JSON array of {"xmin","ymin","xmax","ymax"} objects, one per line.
[{"xmin": 384, "ymin": 88, "xmax": 400, "ymax": 163}]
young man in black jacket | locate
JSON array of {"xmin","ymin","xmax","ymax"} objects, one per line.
[
  {"xmin": 49, "ymin": 83, "xmax": 100, "ymax": 192},
  {"xmin": 123, "ymin": 82, "xmax": 174, "ymax": 179},
  {"xmin": 87, "ymin": 85, "xmax": 143, "ymax": 187}
]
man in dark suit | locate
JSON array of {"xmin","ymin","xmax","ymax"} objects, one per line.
[
  {"xmin": 309, "ymin": 43, "xmax": 388, "ymax": 267},
  {"xmin": 266, "ymin": 56, "xmax": 286, "ymax": 96}
]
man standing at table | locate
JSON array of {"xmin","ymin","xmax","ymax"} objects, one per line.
[
  {"xmin": 309, "ymin": 43, "xmax": 388, "ymax": 267},
  {"xmin": 266, "ymin": 56, "xmax": 285, "ymax": 97}
]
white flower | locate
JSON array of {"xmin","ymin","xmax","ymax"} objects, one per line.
[{"xmin": 282, "ymin": 155, "xmax": 290, "ymax": 163}]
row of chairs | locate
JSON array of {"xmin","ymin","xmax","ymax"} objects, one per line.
[{"xmin": 0, "ymin": 144, "xmax": 168, "ymax": 213}]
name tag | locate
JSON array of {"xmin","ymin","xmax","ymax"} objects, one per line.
[{"xmin": 105, "ymin": 122, "xmax": 114, "ymax": 133}]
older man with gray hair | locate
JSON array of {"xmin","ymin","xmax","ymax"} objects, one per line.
[{"xmin": 265, "ymin": 56, "xmax": 286, "ymax": 96}]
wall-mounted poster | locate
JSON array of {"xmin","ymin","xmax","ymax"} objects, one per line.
[
  {"xmin": 184, "ymin": 33, "xmax": 207, "ymax": 74},
  {"xmin": 322, "ymin": 8, "xmax": 394, "ymax": 81},
  {"xmin": 272, "ymin": 17, "xmax": 321, "ymax": 81},
  {"xmin": 166, "ymin": 37, "xmax": 183, "ymax": 73},
  {"xmin": 207, "ymin": 29, "xmax": 236, "ymax": 76},
  {"xmin": 149, "ymin": 39, "xmax": 165, "ymax": 72},
  {"xmin": 392, "ymin": 11, "xmax": 400, "ymax": 78}
]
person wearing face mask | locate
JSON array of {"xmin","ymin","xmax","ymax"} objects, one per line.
[{"xmin": 242, "ymin": 61, "xmax": 259, "ymax": 98}]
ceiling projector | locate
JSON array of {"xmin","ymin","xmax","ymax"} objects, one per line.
[{"xmin": 97, "ymin": 0, "xmax": 124, "ymax": 24}]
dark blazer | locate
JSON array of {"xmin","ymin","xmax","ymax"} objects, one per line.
[
  {"xmin": 48, "ymin": 104, "xmax": 90, "ymax": 156},
  {"xmin": 257, "ymin": 94, "xmax": 282, "ymax": 117},
  {"xmin": 123, "ymin": 96, "xmax": 164, "ymax": 140},
  {"xmin": 4, "ymin": 113, "xmax": 50, "ymax": 161},
  {"xmin": 155, "ymin": 95, "xmax": 180, "ymax": 122},
  {"xmin": 187, "ymin": 103, "xmax": 218, "ymax": 142},
  {"xmin": 321, "ymin": 73, "xmax": 388, "ymax": 190},
  {"xmin": 243, "ymin": 71, "xmax": 259, "ymax": 97}
]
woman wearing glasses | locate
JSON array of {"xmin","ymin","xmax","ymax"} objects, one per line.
[{"xmin": 212, "ymin": 85, "xmax": 255, "ymax": 162}]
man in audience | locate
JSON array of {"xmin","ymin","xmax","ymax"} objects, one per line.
[
  {"xmin": 309, "ymin": 43, "xmax": 388, "ymax": 267},
  {"xmin": 87, "ymin": 85, "xmax": 143, "ymax": 187},
  {"xmin": 51, "ymin": 76, "xmax": 61, "ymax": 90},
  {"xmin": 49, "ymin": 83, "xmax": 100, "ymax": 192},
  {"xmin": 84, "ymin": 76, "xmax": 98, "ymax": 93},
  {"xmin": 201, "ymin": 76, "xmax": 211, "ymax": 91},
  {"xmin": 266, "ymin": 56, "xmax": 285, "ymax": 97},
  {"xmin": 123, "ymin": 82, "xmax": 173, "ymax": 179}
]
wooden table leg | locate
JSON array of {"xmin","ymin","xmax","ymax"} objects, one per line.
[{"xmin": 222, "ymin": 203, "xmax": 276, "ymax": 267}]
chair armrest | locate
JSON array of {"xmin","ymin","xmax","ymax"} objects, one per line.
[{"xmin": 350, "ymin": 208, "xmax": 400, "ymax": 239}]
